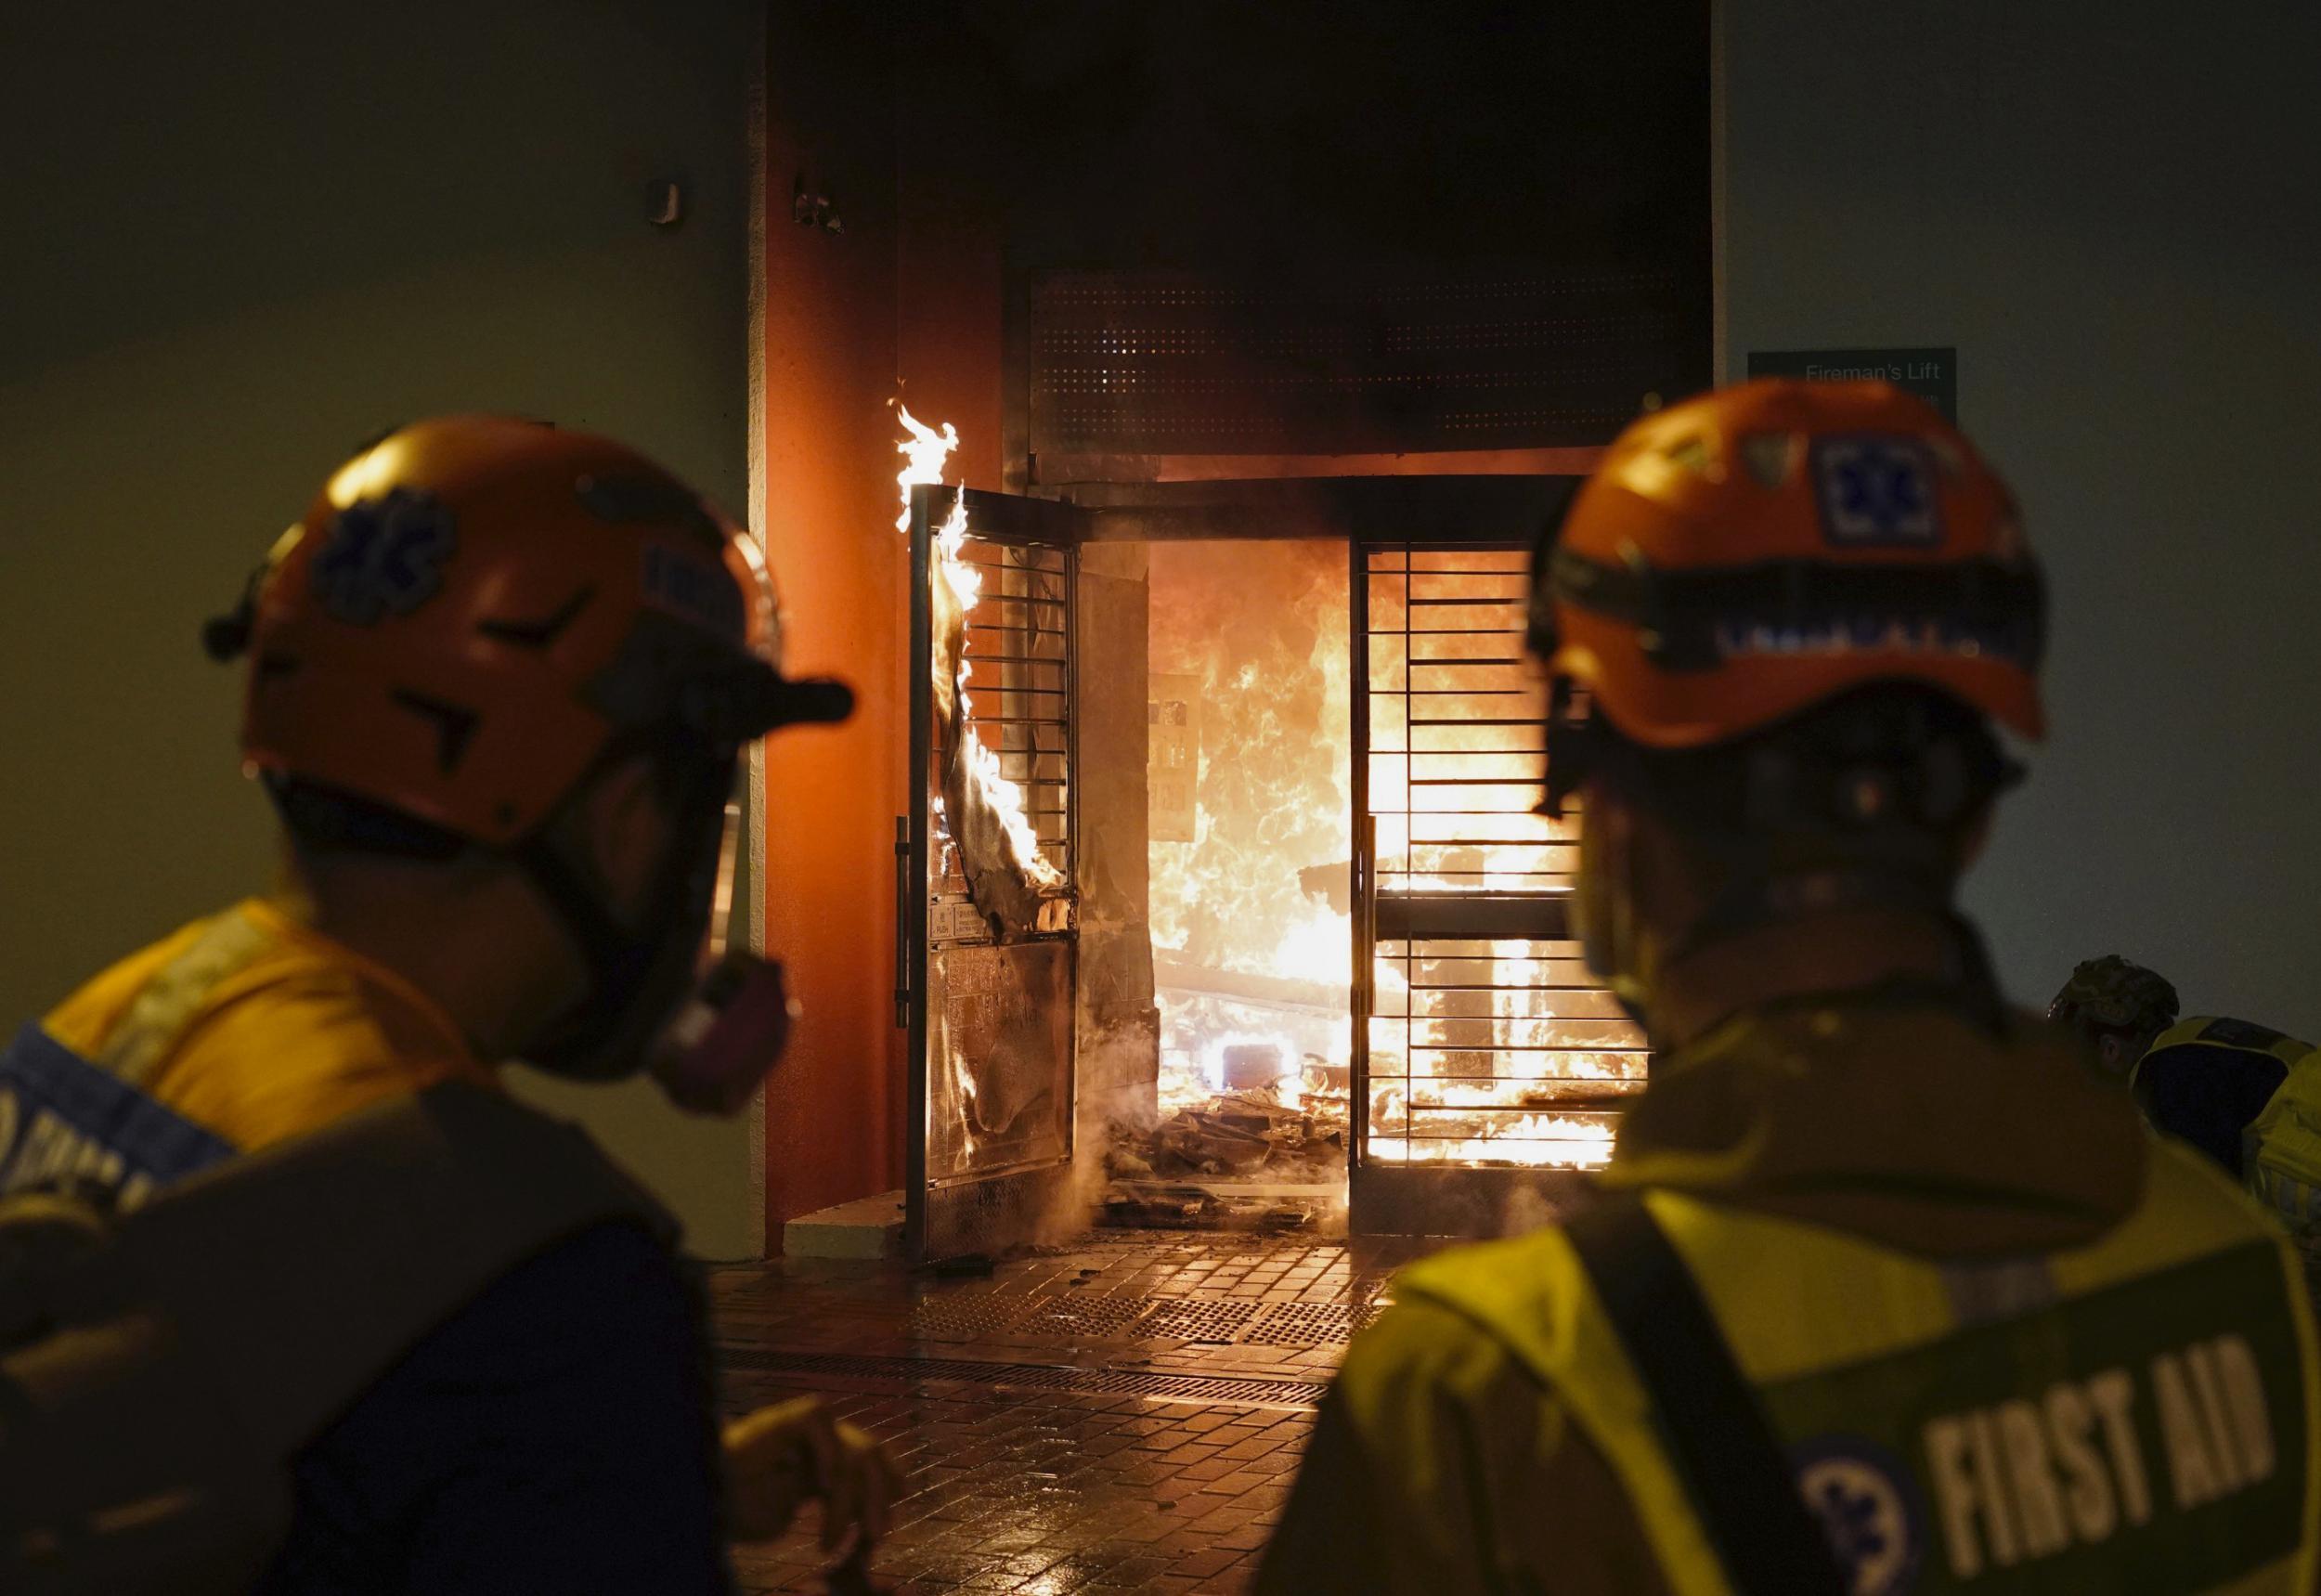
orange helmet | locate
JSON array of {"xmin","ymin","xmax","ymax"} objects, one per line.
[
  {"xmin": 1529, "ymin": 379, "xmax": 2044, "ymax": 752},
  {"xmin": 212, "ymin": 415, "xmax": 849, "ymax": 846}
]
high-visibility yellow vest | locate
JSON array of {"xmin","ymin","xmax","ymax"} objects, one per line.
[
  {"xmin": 2132, "ymin": 1018, "xmax": 2314, "ymax": 1180},
  {"xmin": 2246, "ymin": 1040, "xmax": 2321, "ymax": 1261},
  {"xmin": 1397, "ymin": 1142, "xmax": 2319, "ymax": 1595},
  {"xmin": 2140, "ymin": 1018, "xmax": 2315, "ymax": 1088}
]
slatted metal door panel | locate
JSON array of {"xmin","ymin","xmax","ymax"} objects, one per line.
[
  {"xmin": 933, "ymin": 539, "xmax": 1074, "ymax": 915},
  {"xmin": 907, "ymin": 488, "xmax": 1088, "ymax": 1261},
  {"xmin": 1351, "ymin": 542, "xmax": 1648, "ymax": 1230}
]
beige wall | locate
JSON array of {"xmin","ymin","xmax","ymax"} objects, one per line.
[
  {"xmin": 1726, "ymin": 2, "xmax": 2321, "ymax": 1034},
  {"xmin": 0, "ymin": 4, "xmax": 763, "ymax": 1256}
]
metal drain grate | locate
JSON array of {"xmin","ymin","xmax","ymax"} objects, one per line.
[
  {"xmin": 720, "ymin": 1347, "xmax": 1329, "ymax": 1410},
  {"xmin": 909, "ymin": 1293, "xmax": 1044, "ymax": 1338},
  {"xmin": 1240, "ymin": 1301, "xmax": 1385, "ymax": 1346},
  {"xmin": 1011, "ymin": 1294, "xmax": 1160, "ymax": 1339},
  {"xmin": 908, "ymin": 1291, "xmax": 1383, "ymax": 1346},
  {"xmin": 1137, "ymin": 1298, "xmax": 1263, "ymax": 1343}
]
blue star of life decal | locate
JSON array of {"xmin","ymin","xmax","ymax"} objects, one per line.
[
  {"xmin": 1795, "ymin": 1435, "xmax": 1926, "ymax": 1596},
  {"xmin": 1813, "ymin": 435, "xmax": 1942, "ymax": 547},
  {"xmin": 310, "ymin": 487, "xmax": 459, "ymax": 625}
]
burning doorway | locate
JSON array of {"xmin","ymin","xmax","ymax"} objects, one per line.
[
  {"xmin": 901, "ymin": 475, "xmax": 1653, "ymax": 1260},
  {"xmin": 1107, "ymin": 540, "xmax": 1355, "ymax": 1227}
]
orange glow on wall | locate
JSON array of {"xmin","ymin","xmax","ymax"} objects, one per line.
[{"xmin": 756, "ymin": 8, "xmax": 1010, "ymax": 1242}]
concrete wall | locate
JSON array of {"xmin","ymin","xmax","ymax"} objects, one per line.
[
  {"xmin": 1724, "ymin": 3, "xmax": 2321, "ymax": 1034},
  {"xmin": 0, "ymin": 3, "xmax": 763, "ymax": 1256}
]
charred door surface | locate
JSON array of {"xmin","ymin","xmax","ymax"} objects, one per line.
[{"xmin": 907, "ymin": 487, "xmax": 1089, "ymax": 1260}]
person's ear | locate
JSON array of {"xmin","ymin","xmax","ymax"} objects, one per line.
[
  {"xmin": 2098, "ymin": 1033, "xmax": 2127, "ymax": 1072},
  {"xmin": 570, "ymin": 753, "xmax": 672, "ymax": 913}
]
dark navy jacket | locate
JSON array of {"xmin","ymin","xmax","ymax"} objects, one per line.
[{"xmin": 253, "ymin": 1221, "xmax": 734, "ymax": 1595}]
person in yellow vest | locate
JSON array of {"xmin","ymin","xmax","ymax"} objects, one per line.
[
  {"xmin": 2046, "ymin": 956, "xmax": 2313, "ymax": 1182},
  {"xmin": 2, "ymin": 418, "xmax": 888, "ymax": 1591},
  {"xmin": 1256, "ymin": 381, "xmax": 2319, "ymax": 1595},
  {"xmin": 2135, "ymin": 1016, "xmax": 2311, "ymax": 1183},
  {"xmin": 2247, "ymin": 1052, "xmax": 2321, "ymax": 1297}
]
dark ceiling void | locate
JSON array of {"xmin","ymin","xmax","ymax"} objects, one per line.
[
  {"xmin": 887, "ymin": 0, "xmax": 1714, "ymax": 463},
  {"xmin": 916, "ymin": 0, "xmax": 1711, "ymax": 278}
]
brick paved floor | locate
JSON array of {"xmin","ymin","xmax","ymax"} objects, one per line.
[{"xmin": 710, "ymin": 1229, "xmax": 1443, "ymax": 1595}]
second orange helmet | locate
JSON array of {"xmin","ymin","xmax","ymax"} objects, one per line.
[{"xmin": 1530, "ymin": 379, "xmax": 2045, "ymax": 750}]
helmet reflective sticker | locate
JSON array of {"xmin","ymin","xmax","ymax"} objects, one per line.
[
  {"xmin": 640, "ymin": 544, "xmax": 746, "ymax": 643},
  {"xmin": 310, "ymin": 488, "xmax": 459, "ymax": 625},
  {"xmin": 1814, "ymin": 436, "xmax": 1942, "ymax": 548}
]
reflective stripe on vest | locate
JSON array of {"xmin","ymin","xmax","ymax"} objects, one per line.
[
  {"xmin": 2136, "ymin": 1018, "xmax": 2316, "ymax": 1094},
  {"xmin": 1396, "ymin": 1144, "xmax": 2320, "ymax": 1596},
  {"xmin": 0, "ymin": 1023, "xmax": 234, "ymax": 1208}
]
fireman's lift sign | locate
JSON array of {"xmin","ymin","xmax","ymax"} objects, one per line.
[{"xmin": 1749, "ymin": 346, "xmax": 1959, "ymax": 423}]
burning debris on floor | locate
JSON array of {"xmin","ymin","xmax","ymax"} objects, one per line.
[
  {"xmin": 1122, "ymin": 1085, "xmax": 1345, "ymax": 1182},
  {"xmin": 1100, "ymin": 1045, "xmax": 1349, "ymax": 1230}
]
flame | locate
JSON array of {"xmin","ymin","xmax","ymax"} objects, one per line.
[
  {"xmin": 1148, "ymin": 541, "xmax": 1355, "ymax": 1130},
  {"xmin": 1143, "ymin": 544, "xmax": 1638, "ymax": 1172},
  {"xmin": 895, "ymin": 409, "xmax": 960, "ymax": 535},
  {"xmin": 1365, "ymin": 1115, "xmax": 1617, "ymax": 1169},
  {"xmin": 897, "ymin": 407, "xmax": 1064, "ymax": 895}
]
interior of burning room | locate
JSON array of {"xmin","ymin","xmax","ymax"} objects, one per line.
[{"xmin": 1088, "ymin": 537, "xmax": 1652, "ymax": 1231}]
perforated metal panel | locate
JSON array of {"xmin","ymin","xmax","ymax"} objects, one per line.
[
  {"xmin": 918, "ymin": 1161, "xmax": 1076, "ymax": 1265},
  {"xmin": 721, "ymin": 1346, "xmax": 1330, "ymax": 1410},
  {"xmin": 908, "ymin": 1291, "xmax": 1382, "ymax": 1347},
  {"xmin": 1030, "ymin": 269, "xmax": 1689, "ymax": 460},
  {"xmin": 926, "ymin": 941, "xmax": 1073, "ymax": 1183},
  {"xmin": 1138, "ymin": 1298, "xmax": 1263, "ymax": 1343},
  {"xmin": 1012, "ymin": 1293, "xmax": 1160, "ymax": 1340},
  {"xmin": 1240, "ymin": 1301, "xmax": 1385, "ymax": 1346}
]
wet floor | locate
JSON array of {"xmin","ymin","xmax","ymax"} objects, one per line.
[{"xmin": 711, "ymin": 1228, "xmax": 1443, "ymax": 1594}]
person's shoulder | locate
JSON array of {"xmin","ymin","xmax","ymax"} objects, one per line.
[
  {"xmin": 1396, "ymin": 1226, "xmax": 1566, "ymax": 1306},
  {"xmin": 1357, "ymin": 1229, "xmax": 1575, "ymax": 1389},
  {"xmin": 2161, "ymin": 1014, "xmax": 2312, "ymax": 1050},
  {"xmin": 39, "ymin": 910, "xmax": 221, "ymax": 1054},
  {"xmin": 1323, "ymin": 1291, "xmax": 1560, "ymax": 1479},
  {"xmin": 146, "ymin": 913, "xmax": 480, "ymax": 1149}
]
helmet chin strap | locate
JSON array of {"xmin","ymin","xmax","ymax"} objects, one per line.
[{"xmin": 514, "ymin": 753, "xmax": 734, "ymax": 1081}]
